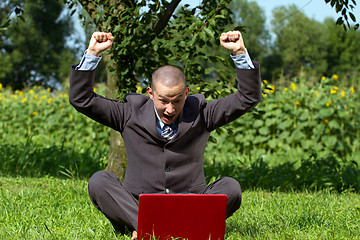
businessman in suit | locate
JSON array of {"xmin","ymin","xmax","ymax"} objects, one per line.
[{"xmin": 69, "ymin": 30, "xmax": 262, "ymax": 239}]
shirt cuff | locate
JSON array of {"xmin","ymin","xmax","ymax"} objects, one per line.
[
  {"xmin": 230, "ymin": 48, "xmax": 255, "ymax": 69},
  {"xmin": 75, "ymin": 50, "xmax": 102, "ymax": 71}
]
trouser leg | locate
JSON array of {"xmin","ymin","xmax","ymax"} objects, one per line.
[
  {"xmin": 88, "ymin": 170, "xmax": 139, "ymax": 232},
  {"xmin": 202, "ymin": 177, "xmax": 242, "ymax": 218}
]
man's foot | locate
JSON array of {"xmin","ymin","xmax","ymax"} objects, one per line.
[{"xmin": 132, "ymin": 230, "xmax": 137, "ymax": 239}]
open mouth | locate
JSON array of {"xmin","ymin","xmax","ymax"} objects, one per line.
[{"xmin": 163, "ymin": 114, "xmax": 175, "ymax": 123}]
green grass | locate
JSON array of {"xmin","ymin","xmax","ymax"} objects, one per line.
[{"xmin": 1, "ymin": 177, "xmax": 359, "ymax": 239}]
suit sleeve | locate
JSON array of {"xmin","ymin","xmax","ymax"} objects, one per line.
[
  {"xmin": 69, "ymin": 64, "xmax": 130, "ymax": 132},
  {"xmin": 201, "ymin": 62, "xmax": 262, "ymax": 131}
]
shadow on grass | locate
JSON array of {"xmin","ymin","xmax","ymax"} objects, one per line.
[
  {"xmin": 0, "ymin": 140, "xmax": 106, "ymax": 179},
  {"xmin": 205, "ymin": 152, "xmax": 360, "ymax": 192},
  {"xmin": 2, "ymin": 140, "xmax": 359, "ymax": 193}
]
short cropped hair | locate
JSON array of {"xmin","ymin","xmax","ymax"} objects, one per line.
[{"xmin": 151, "ymin": 65, "xmax": 187, "ymax": 90}]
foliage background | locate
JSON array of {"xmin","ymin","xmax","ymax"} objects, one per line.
[
  {"xmin": 1, "ymin": 73, "xmax": 359, "ymax": 191},
  {"xmin": 1, "ymin": 0, "xmax": 360, "ymax": 191}
]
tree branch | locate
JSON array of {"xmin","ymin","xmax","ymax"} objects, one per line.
[{"xmin": 151, "ymin": 0, "xmax": 182, "ymax": 39}]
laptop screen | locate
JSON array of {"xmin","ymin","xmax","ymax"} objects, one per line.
[{"xmin": 137, "ymin": 194, "xmax": 227, "ymax": 240}]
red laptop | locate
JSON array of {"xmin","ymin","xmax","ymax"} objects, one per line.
[{"xmin": 137, "ymin": 194, "xmax": 227, "ymax": 240}]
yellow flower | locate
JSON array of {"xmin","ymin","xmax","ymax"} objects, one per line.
[
  {"xmin": 47, "ymin": 87, "xmax": 51, "ymax": 92},
  {"xmin": 32, "ymin": 111, "xmax": 37, "ymax": 116},
  {"xmin": 41, "ymin": 95, "xmax": 47, "ymax": 99},
  {"xmin": 334, "ymin": 86, "xmax": 338, "ymax": 90},
  {"xmin": 290, "ymin": 83, "xmax": 297, "ymax": 91},
  {"xmin": 136, "ymin": 86, "xmax": 142, "ymax": 93},
  {"xmin": 69, "ymin": 114, "xmax": 73, "ymax": 119},
  {"xmin": 324, "ymin": 119, "xmax": 329, "ymax": 124},
  {"xmin": 330, "ymin": 88, "xmax": 337, "ymax": 94},
  {"xmin": 12, "ymin": 94, "xmax": 17, "ymax": 99},
  {"xmin": 321, "ymin": 76, "xmax": 326, "ymax": 80},
  {"xmin": 30, "ymin": 89, "xmax": 34, "ymax": 95},
  {"xmin": 326, "ymin": 101, "xmax": 332, "ymax": 107},
  {"xmin": 48, "ymin": 97, "xmax": 53, "ymax": 104},
  {"xmin": 263, "ymin": 80, "xmax": 268, "ymax": 85},
  {"xmin": 340, "ymin": 90, "xmax": 345, "ymax": 98},
  {"xmin": 266, "ymin": 85, "xmax": 275, "ymax": 93},
  {"xmin": 281, "ymin": 100, "xmax": 285, "ymax": 104},
  {"xmin": 332, "ymin": 74, "xmax": 339, "ymax": 81},
  {"xmin": 217, "ymin": 91, "xmax": 221, "ymax": 94},
  {"xmin": 21, "ymin": 98, "xmax": 27, "ymax": 103},
  {"xmin": 350, "ymin": 87, "xmax": 355, "ymax": 94},
  {"xmin": 18, "ymin": 91, "xmax": 24, "ymax": 96},
  {"xmin": 275, "ymin": 104, "xmax": 279, "ymax": 108},
  {"xmin": 94, "ymin": 88, "xmax": 97, "ymax": 92},
  {"xmin": 295, "ymin": 101, "xmax": 300, "ymax": 105},
  {"xmin": 33, "ymin": 95, "xmax": 38, "ymax": 100},
  {"xmin": 315, "ymin": 90, "xmax": 319, "ymax": 95},
  {"xmin": 284, "ymin": 87, "xmax": 288, "ymax": 91},
  {"xmin": 196, "ymin": 87, "xmax": 200, "ymax": 91},
  {"xmin": 0, "ymin": 83, "xmax": 2, "ymax": 91}
]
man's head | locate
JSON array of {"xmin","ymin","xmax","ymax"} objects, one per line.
[{"xmin": 147, "ymin": 65, "xmax": 190, "ymax": 125}]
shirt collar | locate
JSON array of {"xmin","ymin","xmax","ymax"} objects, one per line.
[
  {"xmin": 153, "ymin": 106, "xmax": 178, "ymax": 130},
  {"xmin": 154, "ymin": 107, "xmax": 165, "ymax": 129}
]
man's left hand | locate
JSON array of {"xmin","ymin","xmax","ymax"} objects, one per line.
[{"xmin": 220, "ymin": 30, "xmax": 246, "ymax": 55}]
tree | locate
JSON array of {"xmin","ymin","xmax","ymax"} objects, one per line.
[
  {"xmin": 324, "ymin": 0, "xmax": 359, "ymax": 30},
  {"xmin": 323, "ymin": 17, "xmax": 360, "ymax": 77},
  {"xmin": 64, "ymin": 0, "xmax": 234, "ymax": 179},
  {"xmin": 229, "ymin": 0, "xmax": 270, "ymax": 63},
  {"xmin": 269, "ymin": 5, "xmax": 328, "ymax": 80},
  {"xmin": 0, "ymin": 0, "xmax": 78, "ymax": 90}
]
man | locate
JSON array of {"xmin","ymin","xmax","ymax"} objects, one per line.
[{"xmin": 69, "ymin": 30, "xmax": 262, "ymax": 239}]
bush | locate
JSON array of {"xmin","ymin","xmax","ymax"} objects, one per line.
[
  {"xmin": 206, "ymin": 74, "xmax": 360, "ymax": 160},
  {"xmin": 0, "ymin": 85, "xmax": 109, "ymax": 150}
]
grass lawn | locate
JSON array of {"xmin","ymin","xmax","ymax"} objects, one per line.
[{"xmin": 1, "ymin": 176, "xmax": 359, "ymax": 239}]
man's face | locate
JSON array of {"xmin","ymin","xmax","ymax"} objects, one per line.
[{"xmin": 147, "ymin": 82, "xmax": 189, "ymax": 125}]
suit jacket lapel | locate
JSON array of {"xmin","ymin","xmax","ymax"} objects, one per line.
[
  {"xmin": 170, "ymin": 99, "xmax": 197, "ymax": 142},
  {"xmin": 139, "ymin": 99, "xmax": 166, "ymax": 142}
]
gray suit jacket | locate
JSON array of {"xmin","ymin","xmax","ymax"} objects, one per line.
[{"xmin": 69, "ymin": 63, "xmax": 262, "ymax": 197}]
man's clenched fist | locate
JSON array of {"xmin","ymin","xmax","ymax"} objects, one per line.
[
  {"xmin": 220, "ymin": 31, "xmax": 246, "ymax": 56},
  {"xmin": 87, "ymin": 32, "xmax": 114, "ymax": 57}
]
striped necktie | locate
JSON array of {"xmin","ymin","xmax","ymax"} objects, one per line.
[{"xmin": 161, "ymin": 125, "xmax": 175, "ymax": 141}]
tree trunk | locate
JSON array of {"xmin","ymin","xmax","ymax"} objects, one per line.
[
  {"xmin": 103, "ymin": 55, "xmax": 127, "ymax": 180},
  {"xmin": 78, "ymin": 0, "xmax": 128, "ymax": 180}
]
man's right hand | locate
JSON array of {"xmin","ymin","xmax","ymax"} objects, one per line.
[{"xmin": 87, "ymin": 32, "xmax": 114, "ymax": 57}]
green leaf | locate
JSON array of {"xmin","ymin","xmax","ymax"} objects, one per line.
[
  {"xmin": 322, "ymin": 135, "xmax": 337, "ymax": 148},
  {"xmin": 199, "ymin": 31, "xmax": 207, "ymax": 41},
  {"xmin": 299, "ymin": 110, "xmax": 309, "ymax": 121},
  {"xmin": 268, "ymin": 139, "xmax": 278, "ymax": 149},
  {"xmin": 253, "ymin": 119, "xmax": 264, "ymax": 128},
  {"xmin": 349, "ymin": 12, "xmax": 356, "ymax": 22},
  {"xmin": 258, "ymin": 127, "xmax": 270, "ymax": 135},
  {"xmin": 319, "ymin": 108, "xmax": 334, "ymax": 118},
  {"xmin": 278, "ymin": 119, "xmax": 292, "ymax": 130},
  {"xmin": 204, "ymin": 27, "xmax": 214, "ymax": 38},
  {"xmin": 328, "ymin": 120, "xmax": 340, "ymax": 129},
  {"xmin": 289, "ymin": 128, "xmax": 305, "ymax": 141}
]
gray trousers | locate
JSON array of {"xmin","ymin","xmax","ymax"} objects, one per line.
[{"xmin": 88, "ymin": 170, "xmax": 242, "ymax": 233}]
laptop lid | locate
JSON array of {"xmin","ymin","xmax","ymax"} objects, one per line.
[{"xmin": 137, "ymin": 194, "xmax": 227, "ymax": 240}]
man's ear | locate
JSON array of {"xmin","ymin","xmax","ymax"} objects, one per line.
[
  {"xmin": 185, "ymin": 87, "xmax": 190, "ymax": 99},
  {"xmin": 147, "ymin": 86, "xmax": 154, "ymax": 100}
]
